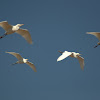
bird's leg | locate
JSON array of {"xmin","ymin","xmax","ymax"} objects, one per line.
[
  {"xmin": 58, "ymin": 50, "xmax": 63, "ymax": 54},
  {"xmin": 94, "ymin": 42, "xmax": 100, "ymax": 48},
  {"xmin": 94, "ymin": 44, "xmax": 98, "ymax": 48},
  {"xmin": 11, "ymin": 62, "xmax": 18, "ymax": 65},
  {"xmin": 0, "ymin": 33, "xmax": 7, "ymax": 39}
]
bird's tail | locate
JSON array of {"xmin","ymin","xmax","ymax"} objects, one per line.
[{"xmin": 0, "ymin": 33, "xmax": 7, "ymax": 39}]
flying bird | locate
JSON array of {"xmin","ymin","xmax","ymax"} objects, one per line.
[
  {"xmin": 57, "ymin": 50, "xmax": 84, "ymax": 70},
  {"xmin": 6, "ymin": 52, "xmax": 37, "ymax": 72},
  {"xmin": 87, "ymin": 32, "xmax": 100, "ymax": 48},
  {"xmin": 0, "ymin": 21, "xmax": 32, "ymax": 44}
]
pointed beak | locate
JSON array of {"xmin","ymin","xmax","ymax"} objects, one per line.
[
  {"xmin": 20, "ymin": 24, "xmax": 24, "ymax": 26},
  {"xmin": 19, "ymin": 24, "xmax": 24, "ymax": 26}
]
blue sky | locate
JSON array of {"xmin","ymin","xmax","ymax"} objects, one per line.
[{"xmin": 0, "ymin": 0, "xmax": 100, "ymax": 100}]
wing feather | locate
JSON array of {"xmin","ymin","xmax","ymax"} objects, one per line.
[
  {"xmin": 57, "ymin": 51, "xmax": 72, "ymax": 61},
  {"xmin": 26, "ymin": 61, "xmax": 37, "ymax": 72},
  {"xmin": 77, "ymin": 56, "xmax": 84, "ymax": 70},
  {"xmin": 87, "ymin": 32, "xmax": 100, "ymax": 41},
  {"xmin": 6, "ymin": 52, "xmax": 23, "ymax": 61},
  {"xmin": 0, "ymin": 21, "xmax": 12, "ymax": 31},
  {"xmin": 16, "ymin": 28, "xmax": 33, "ymax": 44}
]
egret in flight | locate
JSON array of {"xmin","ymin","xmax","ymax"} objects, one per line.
[
  {"xmin": 57, "ymin": 50, "xmax": 84, "ymax": 70},
  {"xmin": 0, "ymin": 21, "xmax": 32, "ymax": 44},
  {"xmin": 87, "ymin": 32, "xmax": 100, "ymax": 48},
  {"xmin": 6, "ymin": 52, "xmax": 37, "ymax": 72}
]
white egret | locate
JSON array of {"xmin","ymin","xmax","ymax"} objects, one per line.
[
  {"xmin": 6, "ymin": 52, "xmax": 37, "ymax": 72},
  {"xmin": 0, "ymin": 21, "xmax": 32, "ymax": 44},
  {"xmin": 57, "ymin": 50, "xmax": 84, "ymax": 70},
  {"xmin": 87, "ymin": 32, "xmax": 100, "ymax": 48}
]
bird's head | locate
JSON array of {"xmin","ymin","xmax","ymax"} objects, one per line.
[
  {"xmin": 74, "ymin": 52, "xmax": 81, "ymax": 56},
  {"xmin": 23, "ymin": 58, "xmax": 28, "ymax": 63},
  {"xmin": 17, "ymin": 24, "xmax": 24, "ymax": 27},
  {"xmin": 78, "ymin": 53, "xmax": 81, "ymax": 56},
  {"xmin": 26, "ymin": 59, "xmax": 28, "ymax": 61}
]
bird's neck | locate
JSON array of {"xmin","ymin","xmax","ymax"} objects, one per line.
[{"xmin": 23, "ymin": 59, "xmax": 28, "ymax": 63}]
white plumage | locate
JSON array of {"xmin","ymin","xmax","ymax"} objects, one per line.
[
  {"xmin": 57, "ymin": 51, "xmax": 84, "ymax": 70},
  {"xmin": 0, "ymin": 21, "xmax": 33, "ymax": 44},
  {"xmin": 6, "ymin": 52, "xmax": 37, "ymax": 72}
]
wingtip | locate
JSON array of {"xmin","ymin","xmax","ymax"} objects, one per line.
[
  {"xmin": 31, "ymin": 42, "xmax": 33, "ymax": 45},
  {"xmin": 81, "ymin": 68, "xmax": 84, "ymax": 71},
  {"xmin": 57, "ymin": 59, "xmax": 60, "ymax": 62},
  {"xmin": 1, "ymin": 21, "xmax": 7, "ymax": 22},
  {"xmin": 5, "ymin": 51, "xmax": 12, "ymax": 53},
  {"xmin": 34, "ymin": 70, "xmax": 37, "ymax": 72},
  {"xmin": 29, "ymin": 41, "xmax": 33, "ymax": 45},
  {"xmin": 86, "ymin": 32, "xmax": 90, "ymax": 34},
  {"xmin": 80, "ymin": 65, "xmax": 84, "ymax": 71}
]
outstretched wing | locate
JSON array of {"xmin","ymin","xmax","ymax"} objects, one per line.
[
  {"xmin": 87, "ymin": 32, "xmax": 100, "ymax": 41},
  {"xmin": 0, "ymin": 21, "xmax": 12, "ymax": 31},
  {"xmin": 6, "ymin": 52, "xmax": 23, "ymax": 61},
  {"xmin": 16, "ymin": 28, "xmax": 33, "ymax": 44},
  {"xmin": 77, "ymin": 56, "xmax": 84, "ymax": 70},
  {"xmin": 57, "ymin": 51, "xmax": 72, "ymax": 61},
  {"xmin": 26, "ymin": 61, "xmax": 37, "ymax": 72}
]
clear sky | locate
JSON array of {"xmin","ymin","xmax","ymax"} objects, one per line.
[{"xmin": 0, "ymin": 0, "xmax": 100, "ymax": 100}]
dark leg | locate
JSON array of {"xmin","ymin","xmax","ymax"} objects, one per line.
[
  {"xmin": 11, "ymin": 62, "xmax": 18, "ymax": 65},
  {"xmin": 94, "ymin": 44, "xmax": 99, "ymax": 48},
  {"xmin": 0, "ymin": 33, "xmax": 7, "ymax": 39}
]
